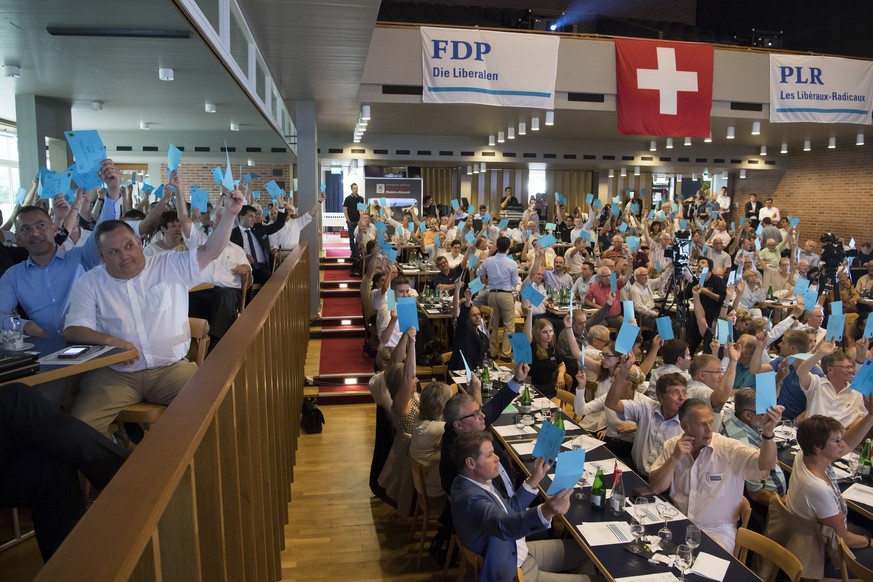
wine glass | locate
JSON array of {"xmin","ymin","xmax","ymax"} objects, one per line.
[
  {"xmin": 675, "ymin": 544, "xmax": 693, "ymax": 582},
  {"xmin": 633, "ymin": 496, "xmax": 654, "ymax": 527},
  {"xmin": 656, "ymin": 503, "xmax": 677, "ymax": 544},
  {"xmin": 0, "ymin": 313, "xmax": 22, "ymax": 349},
  {"xmin": 685, "ymin": 524, "xmax": 701, "ymax": 558},
  {"xmin": 630, "ymin": 519, "xmax": 645, "ymax": 547},
  {"xmin": 574, "ymin": 463, "xmax": 588, "ymax": 500}
]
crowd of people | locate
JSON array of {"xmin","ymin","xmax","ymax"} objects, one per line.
[
  {"xmin": 0, "ymin": 158, "xmax": 321, "ymax": 560},
  {"xmin": 361, "ymin": 184, "xmax": 873, "ymax": 579}
]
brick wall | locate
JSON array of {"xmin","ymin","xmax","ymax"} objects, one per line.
[
  {"xmin": 732, "ymin": 146, "xmax": 873, "ymax": 243},
  {"xmin": 158, "ymin": 162, "xmax": 294, "ymax": 207}
]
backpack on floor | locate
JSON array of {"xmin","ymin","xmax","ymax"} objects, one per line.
[
  {"xmin": 349, "ymin": 256, "xmax": 363, "ymax": 277},
  {"xmin": 301, "ymin": 397, "xmax": 325, "ymax": 434}
]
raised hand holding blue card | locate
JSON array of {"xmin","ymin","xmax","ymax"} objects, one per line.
[
  {"xmin": 520, "ymin": 284, "xmax": 545, "ymax": 307},
  {"xmin": 396, "ymin": 297, "xmax": 419, "ymax": 332},
  {"xmin": 547, "ymin": 449, "xmax": 585, "ymax": 495},
  {"xmin": 755, "ymin": 371, "xmax": 778, "ymax": 413},
  {"xmin": 532, "ymin": 421, "xmax": 565, "ymax": 466},
  {"xmin": 615, "ymin": 323, "xmax": 640, "ymax": 354},
  {"xmin": 508, "ymin": 333, "xmax": 532, "ymax": 364},
  {"xmin": 656, "ymin": 317, "xmax": 674, "ymax": 340}
]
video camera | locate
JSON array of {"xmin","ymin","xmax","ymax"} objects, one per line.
[{"xmin": 663, "ymin": 230, "xmax": 692, "ymax": 275}]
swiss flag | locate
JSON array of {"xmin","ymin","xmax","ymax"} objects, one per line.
[{"xmin": 615, "ymin": 38, "xmax": 713, "ymax": 137}]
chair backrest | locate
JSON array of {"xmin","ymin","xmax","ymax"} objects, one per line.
[
  {"xmin": 410, "ymin": 459, "xmax": 427, "ymax": 498},
  {"xmin": 479, "ymin": 305, "xmax": 492, "ymax": 327},
  {"xmin": 187, "ymin": 317, "xmax": 211, "ymax": 366},
  {"xmin": 556, "ymin": 387, "xmax": 577, "ymax": 420},
  {"xmin": 239, "ymin": 270, "xmax": 252, "ymax": 313},
  {"xmin": 735, "ymin": 527, "xmax": 803, "ymax": 582},
  {"xmin": 839, "ymin": 537, "xmax": 873, "ymax": 582},
  {"xmin": 738, "ymin": 496, "xmax": 752, "ymax": 531},
  {"xmin": 457, "ymin": 538, "xmax": 523, "ymax": 581},
  {"xmin": 439, "ymin": 351, "xmax": 452, "ymax": 365}
]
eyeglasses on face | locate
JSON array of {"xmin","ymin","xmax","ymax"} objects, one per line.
[{"xmin": 457, "ymin": 407, "xmax": 484, "ymax": 422}]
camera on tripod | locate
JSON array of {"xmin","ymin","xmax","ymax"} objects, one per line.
[{"xmin": 663, "ymin": 230, "xmax": 692, "ymax": 275}]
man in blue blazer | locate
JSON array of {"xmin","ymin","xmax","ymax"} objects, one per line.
[{"xmin": 451, "ymin": 431, "xmax": 593, "ymax": 582}]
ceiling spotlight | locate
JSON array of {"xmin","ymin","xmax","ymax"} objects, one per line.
[
  {"xmin": 760, "ymin": 145, "xmax": 767, "ymax": 156},
  {"xmin": 518, "ymin": 121, "xmax": 526, "ymax": 136},
  {"xmin": 139, "ymin": 121, "xmax": 150, "ymax": 130},
  {"xmin": 740, "ymin": 169, "xmax": 747, "ymax": 179},
  {"xmin": 507, "ymin": 127, "xmax": 515, "ymax": 140},
  {"xmin": 634, "ymin": 167, "xmax": 640, "ymax": 176},
  {"xmin": 692, "ymin": 172, "xmax": 697, "ymax": 180},
  {"xmin": 361, "ymin": 104, "xmax": 371, "ymax": 121},
  {"xmin": 828, "ymin": 137, "xmax": 836, "ymax": 149},
  {"xmin": 649, "ymin": 141, "xmax": 657, "ymax": 152},
  {"xmin": 497, "ymin": 131, "xmax": 505, "ymax": 143},
  {"xmin": 726, "ymin": 126, "xmax": 735, "ymax": 139},
  {"xmin": 803, "ymin": 139, "xmax": 811, "ymax": 151},
  {"xmin": 620, "ymin": 168, "xmax": 627, "ymax": 177},
  {"xmin": 780, "ymin": 142, "xmax": 788, "ymax": 154},
  {"xmin": 608, "ymin": 169, "xmax": 615, "ymax": 178},
  {"xmin": 480, "ymin": 162, "xmax": 486, "ymax": 173},
  {"xmin": 722, "ymin": 170, "xmax": 728, "ymax": 180},
  {"xmin": 473, "ymin": 165, "xmax": 479, "ymax": 174},
  {"xmin": 684, "ymin": 137, "xmax": 691, "ymax": 146},
  {"xmin": 205, "ymin": 102, "xmax": 216, "ymax": 113},
  {"xmin": 247, "ymin": 159, "xmax": 254, "ymax": 166},
  {"xmin": 91, "ymin": 101, "xmax": 103, "ymax": 111},
  {"xmin": 676, "ymin": 173, "xmax": 682, "ymax": 182},
  {"xmin": 467, "ymin": 165, "xmax": 473, "ymax": 175},
  {"xmin": 858, "ymin": 133, "xmax": 865, "ymax": 146},
  {"xmin": 704, "ymin": 132, "xmax": 712, "ymax": 143},
  {"xmin": 158, "ymin": 67, "xmax": 174, "ymax": 81},
  {"xmin": 488, "ymin": 135, "xmax": 496, "ymax": 147},
  {"xmin": 666, "ymin": 138, "xmax": 673, "ymax": 149},
  {"xmin": 353, "ymin": 135, "xmax": 361, "ymax": 143},
  {"xmin": 545, "ymin": 110, "xmax": 554, "ymax": 126},
  {"xmin": 230, "ymin": 122, "xmax": 240, "ymax": 131},
  {"xmin": 751, "ymin": 121, "xmax": 761, "ymax": 135},
  {"xmin": 3, "ymin": 64, "xmax": 21, "ymax": 78},
  {"xmin": 531, "ymin": 116, "xmax": 540, "ymax": 131}
]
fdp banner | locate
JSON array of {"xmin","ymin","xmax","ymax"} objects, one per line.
[
  {"xmin": 770, "ymin": 54, "xmax": 873, "ymax": 124},
  {"xmin": 421, "ymin": 27, "xmax": 559, "ymax": 108}
]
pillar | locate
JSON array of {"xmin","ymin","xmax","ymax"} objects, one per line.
[
  {"xmin": 295, "ymin": 100, "xmax": 321, "ymax": 317},
  {"xmin": 15, "ymin": 95, "xmax": 72, "ymax": 184}
]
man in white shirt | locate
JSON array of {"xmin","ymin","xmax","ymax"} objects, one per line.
[
  {"xmin": 648, "ymin": 339, "xmax": 692, "ymax": 396},
  {"xmin": 569, "ymin": 261, "xmax": 597, "ymax": 304},
  {"xmin": 649, "ymin": 398, "xmax": 782, "ymax": 553},
  {"xmin": 377, "ymin": 277, "xmax": 413, "ymax": 349},
  {"xmin": 64, "ymin": 187, "xmax": 245, "ymax": 436},
  {"xmin": 268, "ymin": 193, "xmax": 325, "ymax": 254},
  {"xmin": 796, "ymin": 340, "xmax": 867, "ymax": 428},
  {"xmin": 703, "ymin": 238, "xmax": 732, "ymax": 272},
  {"xmin": 686, "ymin": 351, "xmax": 740, "ymax": 435},
  {"xmin": 758, "ymin": 198, "xmax": 780, "ymax": 222},
  {"xmin": 716, "ymin": 186, "xmax": 731, "ymax": 220},
  {"xmin": 627, "ymin": 267, "xmax": 670, "ymax": 328}
]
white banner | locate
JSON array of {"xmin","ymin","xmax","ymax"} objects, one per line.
[
  {"xmin": 421, "ymin": 27, "xmax": 559, "ymax": 108},
  {"xmin": 770, "ymin": 54, "xmax": 873, "ymax": 124}
]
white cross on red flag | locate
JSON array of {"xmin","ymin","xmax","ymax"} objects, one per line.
[{"xmin": 615, "ymin": 38, "xmax": 713, "ymax": 137}]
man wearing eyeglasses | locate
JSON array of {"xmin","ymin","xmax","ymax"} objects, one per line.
[
  {"xmin": 686, "ymin": 350, "xmax": 741, "ymax": 434},
  {"xmin": 795, "ymin": 340, "xmax": 868, "ymax": 428}
]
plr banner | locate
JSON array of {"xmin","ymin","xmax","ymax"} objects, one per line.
[
  {"xmin": 421, "ymin": 26, "xmax": 559, "ymax": 109},
  {"xmin": 770, "ymin": 54, "xmax": 873, "ymax": 124}
]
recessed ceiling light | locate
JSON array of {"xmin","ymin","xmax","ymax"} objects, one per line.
[
  {"xmin": 158, "ymin": 67, "xmax": 174, "ymax": 81},
  {"xmin": 139, "ymin": 121, "xmax": 150, "ymax": 130},
  {"xmin": 230, "ymin": 122, "xmax": 239, "ymax": 131},
  {"xmin": 3, "ymin": 65, "xmax": 21, "ymax": 78},
  {"xmin": 205, "ymin": 102, "xmax": 216, "ymax": 113}
]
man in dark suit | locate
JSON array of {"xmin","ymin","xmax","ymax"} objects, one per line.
[
  {"xmin": 230, "ymin": 199, "xmax": 286, "ymax": 284},
  {"xmin": 744, "ymin": 193, "xmax": 763, "ymax": 230},
  {"xmin": 451, "ymin": 431, "xmax": 591, "ymax": 581}
]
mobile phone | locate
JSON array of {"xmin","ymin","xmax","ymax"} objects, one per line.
[{"xmin": 58, "ymin": 346, "xmax": 89, "ymax": 359}]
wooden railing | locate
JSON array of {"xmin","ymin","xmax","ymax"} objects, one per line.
[{"xmin": 36, "ymin": 243, "xmax": 311, "ymax": 582}]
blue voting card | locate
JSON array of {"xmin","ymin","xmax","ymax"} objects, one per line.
[
  {"xmin": 680, "ymin": 220, "xmax": 688, "ymax": 230},
  {"xmin": 376, "ymin": 233, "xmax": 386, "ymax": 247},
  {"xmin": 788, "ymin": 353, "xmax": 813, "ymax": 363},
  {"xmin": 434, "ymin": 233, "xmax": 442, "ymax": 248},
  {"xmin": 730, "ymin": 223, "xmax": 736, "ymax": 233},
  {"xmin": 468, "ymin": 277, "xmax": 484, "ymax": 296},
  {"xmin": 698, "ymin": 267, "xmax": 708, "ymax": 289},
  {"xmin": 380, "ymin": 197, "xmax": 388, "ymax": 208},
  {"xmin": 656, "ymin": 316, "xmax": 674, "ymax": 341},
  {"xmin": 244, "ymin": 173, "xmax": 256, "ymax": 183},
  {"xmin": 482, "ymin": 213, "xmax": 492, "ymax": 225},
  {"xmin": 355, "ymin": 202, "xmax": 366, "ymax": 212},
  {"xmin": 465, "ymin": 230, "xmax": 476, "ymax": 246},
  {"xmin": 555, "ymin": 192, "xmax": 566, "ymax": 204},
  {"xmin": 654, "ymin": 259, "xmax": 662, "ymax": 272},
  {"xmin": 396, "ymin": 297, "xmax": 419, "ymax": 332},
  {"xmin": 755, "ymin": 224, "xmax": 764, "ymax": 236},
  {"xmin": 508, "ymin": 333, "xmax": 532, "ymax": 365},
  {"xmin": 618, "ymin": 222, "xmax": 628, "ymax": 233},
  {"xmin": 64, "ymin": 130, "xmax": 105, "ymax": 174},
  {"xmin": 532, "ymin": 420, "xmax": 566, "ymax": 466},
  {"xmin": 498, "ymin": 218, "xmax": 509, "ymax": 230},
  {"xmin": 755, "ymin": 371, "xmax": 778, "ymax": 414},
  {"xmin": 538, "ymin": 234, "xmax": 556, "ymax": 248},
  {"xmin": 580, "ymin": 229, "xmax": 591, "ymax": 242},
  {"xmin": 647, "ymin": 209, "xmax": 655, "ymax": 220},
  {"xmin": 460, "ymin": 350, "xmax": 473, "ymax": 381},
  {"xmin": 167, "ymin": 144, "xmax": 182, "ymax": 173},
  {"xmin": 793, "ymin": 277, "xmax": 810, "ymax": 297},
  {"xmin": 831, "ymin": 301, "xmax": 843, "ymax": 317},
  {"xmin": 826, "ymin": 314, "xmax": 845, "ymax": 342},
  {"xmin": 717, "ymin": 319, "xmax": 731, "ymax": 345},
  {"xmin": 264, "ymin": 180, "xmax": 284, "ymax": 199},
  {"xmin": 468, "ymin": 254, "xmax": 478, "ymax": 269},
  {"xmin": 154, "ymin": 184, "xmax": 165, "ymax": 200},
  {"xmin": 41, "ymin": 171, "xmax": 72, "ymax": 199},
  {"xmin": 521, "ymin": 284, "xmax": 546, "ymax": 307},
  {"xmin": 626, "ymin": 236, "xmax": 640, "ymax": 251},
  {"xmin": 592, "ymin": 199, "xmax": 602, "ymax": 210},
  {"xmin": 190, "ymin": 187, "xmax": 209, "ymax": 212},
  {"xmin": 547, "ymin": 449, "xmax": 586, "ymax": 495},
  {"xmin": 420, "ymin": 221, "xmax": 427, "ymax": 232},
  {"xmin": 72, "ymin": 170, "xmax": 101, "ymax": 191},
  {"xmin": 611, "ymin": 204, "xmax": 621, "ymax": 218},
  {"xmin": 546, "ymin": 222, "xmax": 557, "ymax": 232},
  {"xmin": 211, "ymin": 167, "xmax": 224, "ymax": 184},
  {"xmin": 864, "ymin": 315, "xmax": 873, "ymax": 339},
  {"xmin": 851, "ymin": 360, "xmax": 873, "ymax": 396},
  {"xmin": 754, "ymin": 238, "xmax": 762, "ymax": 251},
  {"xmin": 850, "ymin": 238, "xmax": 857, "ymax": 249},
  {"xmin": 671, "ymin": 203, "xmax": 678, "ymax": 212},
  {"xmin": 586, "ymin": 193, "xmax": 594, "ymax": 204},
  {"xmin": 386, "ymin": 289, "xmax": 396, "ymax": 312},
  {"xmin": 451, "ymin": 199, "xmax": 459, "ymax": 209},
  {"xmin": 790, "ymin": 216, "xmax": 800, "ymax": 228},
  {"xmin": 384, "ymin": 247, "xmax": 398, "ymax": 263},
  {"xmin": 222, "ymin": 143, "xmax": 234, "ymax": 190},
  {"xmin": 609, "ymin": 273, "xmax": 617, "ymax": 293},
  {"xmin": 64, "ymin": 188, "xmax": 76, "ymax": 204},
  {"xmin": 613, "ymin": 195, "xmax": 622, "ymax": 205},
  {"xmin": 615, "ymin": 323, "xmax": 640, "ymax": 355},
  {"xmin": 251, "ymin": 190, "xmax": 260, "ymax": 200},
  {"xmin": 727, "ymin": 270, "xmax": 737, "ymax": 286},
  {"xmin": 803, "ymin": 289, "xmax": 819, "ymax": 311},
  {"xmin": 15, "ymin": 187, "xmax": 26, "ymax": 205},
  {"xmin": 374, "ymin": 220, "xmax": 387, "ymax": 233},
  {"xmin": 622, "ymin": 300, "xmax": 635, "ymax": 323},
  {"xmin": 130, "ymin": 171, "xmax": 137, "ymax": 184}
]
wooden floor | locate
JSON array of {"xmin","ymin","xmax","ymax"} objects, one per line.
[{"xmin": 281, "ymin": 403, "xmax": 445, "ymax": 581}]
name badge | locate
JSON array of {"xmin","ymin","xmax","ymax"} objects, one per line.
[{"xmin": 707, "ymin": 473, "xmax": 722, "ymax": 482}]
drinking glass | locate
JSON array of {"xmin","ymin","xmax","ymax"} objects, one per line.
[
  {"xmin": 0, "ymin": 313, "xmax": 22, "ymax": 348},
  {"xmin": 656, "ymin": 503, "xmax": 677, "ymax": 544},
  {"xmin": 633, "ymin": 496, "xmax": 654, "ymax": 526},
  {"xmin": 574, "ymin": 465, "xmax": 588, "ymax": 500},
  {"xmin": 630, "ymin": 519, "xmax": 645, "ymax": 546},
  {"xmin": 685, "ymin": 524, "xmax": 701, "ymax": 557},
  {"xmin": 675, "ymin": 544, "xmax": 693, "ymax": 582}
]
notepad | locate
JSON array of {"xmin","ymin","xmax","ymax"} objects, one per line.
[{"xmin": 576, "ymin": 521, "xmax": 634, "ymax": 546}]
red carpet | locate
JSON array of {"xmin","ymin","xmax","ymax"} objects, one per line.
[
  {"xmin": 322, "ymin": 297, "xmax": 362, "ymax": 317},
  {"xmin": 326, "ymin": 247, "xmax": 351, "ymax": 257},
  {"xmin": 323, "ymin": 268, "xmax": 353, "ymax": 281},
  {"xmin": 319, "ymin": 337, "xmax": 374, "ymax": 374}
]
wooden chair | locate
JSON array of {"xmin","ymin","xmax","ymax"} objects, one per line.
[
  {"xmin": 238, "ymin": 269, "xmax": 252, "ymax": 314},
  {"xmin": 738, "ymin": 496, "xmax": 752, "ymax": 530},
  {"xmin": 840, "ymin": 537, "xmax": 873, "ymax": 582},
  {"xmin": 479, "ymin": 305, "xmax": 493, "ymax": 329},
  {"xmin": 114, "ymin": 318, "xmax": 211, "ymax": 434},
  {"xmin": 456, "ymin": 539, "xmax": 524, "ymax": 582},
  {"xmin": 734, "ymin": 527, "xmax": 803, "ymax": 582},
  {"xmin": 555, "ymin": 386, "xmax": 578, "ymax": 422},
  {"xmin": 409, "ymin": 460, "xmax": 444, "ymax": 568}
]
